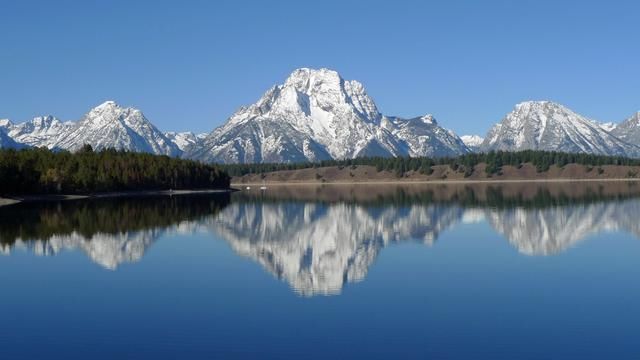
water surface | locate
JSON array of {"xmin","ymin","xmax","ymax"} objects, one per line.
[{"xmin": 2, "ymin": 183, "xmax": 640, "ymax": 359}]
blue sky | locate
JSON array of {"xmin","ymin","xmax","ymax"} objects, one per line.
[{"xmin": 1, "ymin": 0, "xmax": 639, "ymax": 135}]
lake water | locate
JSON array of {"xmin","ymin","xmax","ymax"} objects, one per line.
[{"xmin": 2, "ymin": 182, "xmax": 640, "ymax": 359}]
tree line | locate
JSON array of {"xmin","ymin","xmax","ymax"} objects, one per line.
[
  {"xmin": 0, "ymin": 145, "xmax": 230, "ymax": 195},
  {"xmin": 221, "ymin": 150, "xmax": 640, "ymax": 177}
]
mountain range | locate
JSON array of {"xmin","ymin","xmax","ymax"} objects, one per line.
[{"xmin": 1, "ymin": 68, "xmax": 639, "ymax": 162}]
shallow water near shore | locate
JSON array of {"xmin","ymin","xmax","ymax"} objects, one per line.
[{"xmin": 2, "ymin": 183, "xmax": 640, "ymax": 359}]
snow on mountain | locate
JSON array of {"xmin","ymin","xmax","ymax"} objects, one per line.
[
  {"xmin": 611, "ymin": 112, "xmax": 640, "ymax": 145},
  {"xmin": 7, "ymin": 115, "xmax": 73, "ymax": 148},
  {"xmin": 481, "ymin": 101, "xmax": 640, "ymax": 156},
  {"xmin": 0, "ymin": 119, "xmax": 12, "ymax": 130},
  {"xmin": 460, "ymin": 135, "xmax": 484, "ymax": 151},
  {"xmin": 600, "ymin": 122, "xmax": 618, "ymax": 132},
  {"xmin": 381, "ymin": 115, "xmax": 470, "ymax": 157},
  {"xmin": 186, "ymin": 68, "xmax": 469, "ymax": 163},
  {"xmin": 164, "ymin": 131, "xmax": 206, "ymax": 152},
  {"xmin": 53, "ymin": 101, "xmax": 181, "ymax": 156}
]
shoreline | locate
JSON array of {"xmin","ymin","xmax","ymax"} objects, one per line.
[
  {"xmin": 232, "ymin": 177, "xmax": 640, "ymax": 186},
  {"xmin": 0, "ymin": 188, "xmax": 234, "ymax": 207}
]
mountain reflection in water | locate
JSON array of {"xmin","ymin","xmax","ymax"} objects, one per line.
[{"xmin": 2, "ymin": 182, "xmax": 640, "ymax": 295}]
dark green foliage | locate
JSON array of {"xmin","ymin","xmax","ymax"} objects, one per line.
[
  {"xmin": 221, "ymin": 150, "xmax": 640, "ymax": 178},
  {"xmin": 0, "ymin": 147, "xmax": 230, "ymax": 195}
]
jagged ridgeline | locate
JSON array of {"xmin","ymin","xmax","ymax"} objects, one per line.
[
  {"xmin": 0, "ymin": 146, "xmax": 230, "ymax": 195},
  {"xmin": 0, "ymin": 193, "xmax": 230, "ymax": 248}
]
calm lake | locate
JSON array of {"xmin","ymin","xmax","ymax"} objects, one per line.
[{"xmin": 2, "ymin": 182, "xmax": 640, "ymax": 359}]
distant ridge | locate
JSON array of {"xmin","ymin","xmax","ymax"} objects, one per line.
[{"xmin": 1, "ymin": 70, "xmax": 639, "ymax": 162}]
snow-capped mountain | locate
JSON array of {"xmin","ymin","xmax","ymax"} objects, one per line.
[
  {"xmin": 186, "ymin": 68, "xmax": 469, "ymax": 163},
  {"xmin": 3, "ymin": 83, "xmax": 639, "ymax": 162},
  {"xmin": 0, "ymin": 119, "xmax": 12, "ymax": 130},
  {"xmin": 53, "ymin": 101, "xmax": 181, "ymax": 156},
  {"xmin": 460, "ymin": 135, "xmax": 484, "ymax": 151},
  {"xmin": 481, "ymin": 101, "xmax": 640, "ymax": 156},
  {"xmin": 611, "ymin": 112, "xmax": 640, "ymax": 145},
  {"xmin": 381, "ymin": 115, "xmax": 471, "ymax": 157},
  {"xmin": 164, "ymin": 131, "xmax": 206, "ymax": 152},
  {"xmin": 1, "ymin": 101, "xmax": 183, "ymax": 156},
  {"xmin": 7, "ymin": 115, "xmax": 73, "ymax": 148},
  {"xmin": 600, "ymin": 122, "xmax": 618, "ymax": 132}
]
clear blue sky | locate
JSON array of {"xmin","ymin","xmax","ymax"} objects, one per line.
[{"xmin": 1, "ymin": 0, "xmax": 639, "ymax": 136}]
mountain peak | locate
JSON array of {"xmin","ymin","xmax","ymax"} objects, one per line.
[
  {"xmin": 514, "ymin": 100, "xmax": 565, "ymax": 111},
  {"xmin": 282, "ymin": 68, "xmax": 344, "ymax": 97},
  {"xmin": 483, "ymin": 101, "xmax": 639, "ymax": 156},
  {"xmin": 460, "ymin": 135, "xmax": 484, "ymax": 148},
  {"xmin": 188, "ymin": 69, "xmax": 469, "ymax": 163},
  {"xmin": 420, "ymin": 114, "xmax": 437, "ymax": 125},
  {"xmin": 610, "ymin": 111, "xmax": 640, "ymax": 144},
  {"xmin": 285, "ymin": 67, "xmax": 341, "ymax": 85},
  {"xmin": 32, "ymin": 115, "xmax": 61, "ymax": 126},
  {"xmin": 93, "ymin": 100, "xmax": 121, "ymax": 111},
  {"xmin": 0, "ymin": 119, "xmax": 12, "ymax": 129},
  {"xmin": 50, "ymin": 101, "xmax": 180, "ymax": 156}
]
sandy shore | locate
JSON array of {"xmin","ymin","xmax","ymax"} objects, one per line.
[{"xmin": 0, "ymin": 188, "xmax": 233, "ymax": 207}]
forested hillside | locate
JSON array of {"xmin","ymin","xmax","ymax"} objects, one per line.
[
  {"xmin": 222, "ymin": 150, "xmax": 640, "ymax": 178},
  {"xmin": 0, "ymin": 145, "xmax": 229, "ymax": 195}
]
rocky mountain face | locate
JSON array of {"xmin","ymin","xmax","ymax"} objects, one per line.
[
  {"xmin": 164, "ymin": 131, "xmax": 206, "ymax": 152},
  {"xmin": 7, "ymin": 115, "xmax": 72, "ymax": 148},
  {"xmin": 480, "ymin": 101, "xmax": 640, "ymax": 156},
  {"xmin": 460, "ymin": 135, "xmax": 484, "ymax": 151},
  {"xmin": 2, "ymin": 73, "xmax": 639, "ymax": 162},
  {"xmin": 381, "ymin": 115, "xmax": 470, "ymax": 157},
  {"xmin": 186, "ymin": 68, "xmax": 469, "ymax": 163},
  {"xmin": 54, "ymin": 101, "xmax": 181, "ymax": 156},
  {"xmin": 1, "ymin": 101, "xmax": 182, "ymax": 156},
  {"xmin": 611, "ymin": 112, "xmax": 640, "ymax": 145}
]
